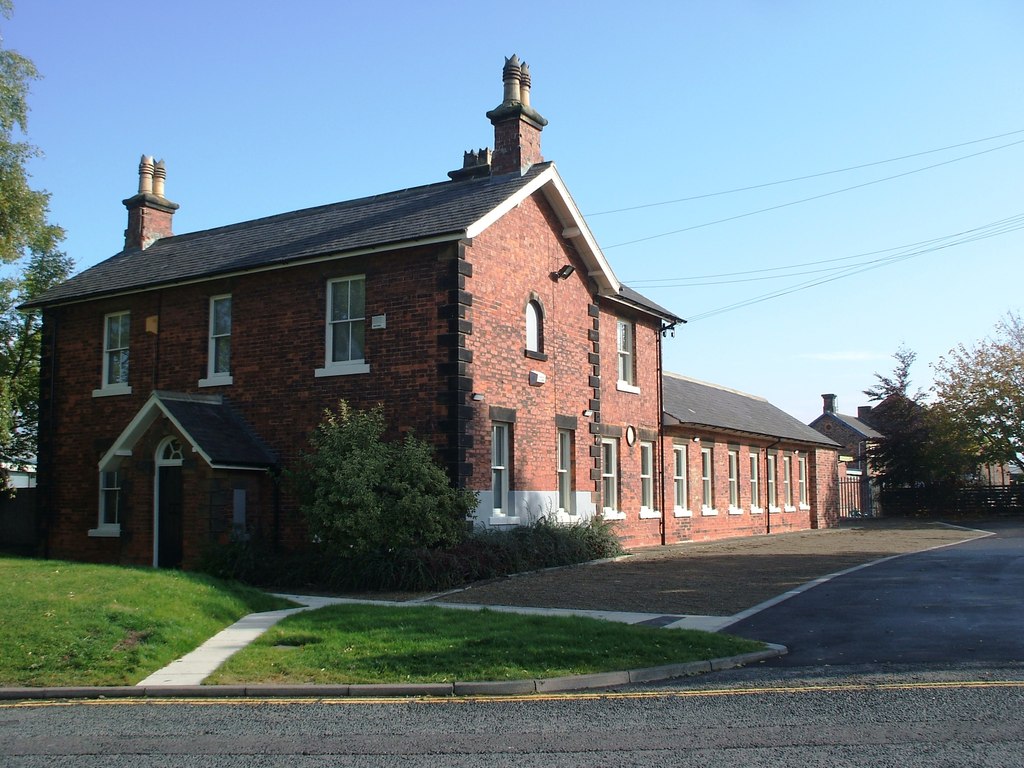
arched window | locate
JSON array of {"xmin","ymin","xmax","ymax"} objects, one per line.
[
  {"xmin": 525, "ymin": 299, "xmax": 544, "ymax": 353},
  {"xmin": 158, "ymin": 437, "xmax": 184, "ymax": 463}
]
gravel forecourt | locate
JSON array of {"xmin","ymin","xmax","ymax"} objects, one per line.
[{"xmin": 422, "ymin": 518, "xmax": 989, "ymax": 617}]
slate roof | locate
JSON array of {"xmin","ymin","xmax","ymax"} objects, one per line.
[
  {"xmin": 662, "ymin": 372, "xmax": 839, "ymax": 447},
  {"xmin": 819, "ymin": 412, "xmax": 883, "ymax": 440},
  {"xmin": 29, "ymin": 164, "xmax": 555, "ymax": 307},
  {"xmin": 155, "ymin": 392, "xmax": 277, "ymax": 468},
  {"xmin": 615, "ymin": 285, "xmax": 685, "ymax": 325}
]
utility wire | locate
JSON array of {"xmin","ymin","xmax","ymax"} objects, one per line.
[
  {"xmin": 587, "ymin": 128, "xmax": 1024, "ymax": 217},
  {"xmin": 679, "ymin": 215, "xmax": 1024, "ymax": 322},
  {"xmin": 602, "ymin": 138, "xmax": 1024, "ymax": 250},
  {"xmin": 627, "ymin": 212, "xmax": 1024, "ymax": 287}
]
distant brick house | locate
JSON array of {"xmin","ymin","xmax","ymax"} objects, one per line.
[
  {"xmin": 26, "ymin": 57, "xmax": 838, "ymax": 569},
  {"xmin": 809, "ymin": 394, "xmax": 882, "ymax": 516}
]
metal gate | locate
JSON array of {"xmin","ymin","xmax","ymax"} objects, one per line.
[{"xmin": 839, "ymin": 476, "xmax": 874, "ymax": 518}]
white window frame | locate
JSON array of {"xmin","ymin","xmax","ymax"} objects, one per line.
[
  {"xmin": 526, "ymin": 300, "xmax": 543, "ymax": 354},
  {"xmin": 89, "ymin": 467, "xmax": 122, "ymax": 537},
  {"xmin": 750, "ymin": 452, "xmax": 763, "ymax": 514},
  {"xmin": 673, "ymin": 444, "xmax": 690, "ymax": 517},
  {"xmin": 94, "ymin": 311, "xmax": 132, "ymax": 397},
  {"xmin": 616, "ymin": 319, "xmax": 639, "ymax": 393},
  {"xmin": 728, "ymin": 449, "xmax": 742, "ymax": 514},
  {"xmin": 199, "ymin": 294, "xmax": 233, "ymax": 387},
  {"xmin": 316, "ymin": 275, "xmax": 370, "ymax": 377},
  {"xmin": 798, "ymin": 454, "xmax": 810, "ymax": 509},
  {"xmin": 556, "ymin": 428, "xmax": 574, "ymax": 515},
  {"xmin": 601, "ymin": 438, "xmax": 623, "ymax": 519},
  {"xmin": 700, "ymin": 446, "xmax": 716, "ymax": 515},
  {"xmin": 783, "ymin": 455, "xmax": 795, "ymax": 511},
  {"xmin": 766, "ymin": 454, "xmax": 779, "ymax": 512},
  {"xmin": 491, "ymin": 422, "xmax": 511, "ymax": 517},
  {"xmin": 639, "ymin": 441, "xmax": 659, "ymax": 518}
]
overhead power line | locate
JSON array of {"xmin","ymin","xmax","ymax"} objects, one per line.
[
  {"xmin": 587, "ymin": 128, "xmax": 1024, "ymax": 217},
  {"xmin": 627, "ymin": 213, "xmax": 1024, "ymax": 288},
  {"xmin": 602, "ymin": 137, "xmax": 1024, "ymax": 250},
  {"xmin": 674, "ymin": 212, "xmax": 1024, "ymax": 322}
]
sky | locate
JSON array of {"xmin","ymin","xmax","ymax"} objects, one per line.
[{"xmin": 4, "ymin": 0, "xmax": 1023, "ymax": 423}]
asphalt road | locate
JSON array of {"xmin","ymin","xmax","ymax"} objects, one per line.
[
  {"xmin": 725, "ymin": 519, "xmax": 1024, "ymax": 666},
  {"xmin": 3, "ymin": 519, "xmax": 1022, "ymax": 765},
  {"xmin": 2, "ymin": 673, "xmax": 1022, "ymax": 766}
]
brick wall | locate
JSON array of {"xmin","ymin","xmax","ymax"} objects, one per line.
[
  {"xmin": 659, "ymin": 428, "xmax": 837, "ymax": 544},
  {"xmin": 595, "ymin": 301, "xmax": 663, "ymax": 548},
  {"xmin": 462, "ymin": 192, "xmax": 605, "ymax": 522},
  {"xmin": 40, "ymin": 244, "xmax": 453, "ymax": 564}
]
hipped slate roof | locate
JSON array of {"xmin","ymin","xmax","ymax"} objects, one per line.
[
  {"xmin": 31, "ymin": 165, "xmax": 552, "ymax": 307},
  {"xmin": 662, "ymin": 372, "xmax": 840, "ymax": 448},
  {"xmin": 27, "ymin": 163, "xmax": 681, "ymax": 324}
]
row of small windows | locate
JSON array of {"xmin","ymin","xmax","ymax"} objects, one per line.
[
  {"xmin": 674, "ymin": 445, "xmax": 809, "ymax": 516},
  {"xmin": 489, "ymin": 430, "xmax": 813, "ymax": 521}
]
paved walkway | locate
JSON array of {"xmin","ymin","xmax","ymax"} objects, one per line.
[{"xmin": 136, "ymin": 595, "xmax": 348, "ymax": 686}]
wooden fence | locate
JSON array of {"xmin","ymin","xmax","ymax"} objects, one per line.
[
  {"xmin": 0, "ymin": 488, "xmax": 39, "ymax": 553},
  {"xmin": 879, "ymin": 485, "xmax": 1024, "ymax": 517}
]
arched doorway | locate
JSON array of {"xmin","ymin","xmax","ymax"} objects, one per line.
[{"xmin": 154, "ymin": 437, "xmax": 184, "ymax": 568}]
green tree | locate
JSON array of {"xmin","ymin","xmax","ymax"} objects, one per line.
[
  {"xmin": 0, "ymin": 2, "xmax": 72, "ymax": 486},
  {"xmin": 932, "ymin": 312, "xmax": 1024, "ymax": 476},
  {"xmin": 864, "ymin": 347, "xmax": 979, "ymax": 488},
  {"xmin": 293, "ymin": 401, "xmax": 476, "ymax": 556}
]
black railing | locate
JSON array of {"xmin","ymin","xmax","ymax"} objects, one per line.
[{"xmin": 879, "ymin": 485, "xmax": 1024, "ymax": 517}]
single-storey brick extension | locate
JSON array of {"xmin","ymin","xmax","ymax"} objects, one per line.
[{"xmin": 26, "ymin": 57, "xmax": 839, "ymax": 568}]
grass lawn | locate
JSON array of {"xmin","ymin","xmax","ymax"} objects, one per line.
[
  {"xmin": 0, "ymin": 556, "xmax": 292, "ymax": 686},
  {"xmin": 207, "ymin": 604, "xmax": 765, "ymax": 685}
]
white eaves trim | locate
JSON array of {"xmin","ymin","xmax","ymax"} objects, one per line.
[{"xmin": 464, "ymin": 164, "xmax": 622, "ymax": 295}]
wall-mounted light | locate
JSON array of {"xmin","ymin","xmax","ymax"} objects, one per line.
[
  {"xmin": 551, "ymin": 264, "xmax": 576, "ymax": 281},
  {"xmin": 692, "ymin": 436, "xmax": 701, "ymax": 443},
  {"xmin": 582, "ymin": 409, "xmax": 594, "ymax": 417},
  {"xmin": 470, "ymin": 393, "xmax": 484, "ymax": 402}
]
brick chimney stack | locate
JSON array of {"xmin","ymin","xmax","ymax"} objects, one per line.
[
  {"xmin": 822, "ymin": 393, "xmax": 837, "ymax": 414},
  {"xmin": 486, "ymin": 55, "xmax": 548, "ymax": 176},
  {"xmin": 123, "ymin": 155, "xmax": 179, "ymax": 250}
]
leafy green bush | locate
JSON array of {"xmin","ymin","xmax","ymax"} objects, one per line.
[
  {"xmin": 291, "ymin": 401, "xmax": 476, "ymax": 556},
  {"xmin": 199, "ymin": 515, "xmax": 624, "ymax": 593}
]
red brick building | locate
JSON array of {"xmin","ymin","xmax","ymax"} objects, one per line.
[{"xmin": 27, "ymin": 57, "xmax": 837, "ymax": 568}]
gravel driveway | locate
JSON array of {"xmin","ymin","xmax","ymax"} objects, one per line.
[{"xmin": 428, "ymin": 519, "xmax": 988, "ymax": 616}]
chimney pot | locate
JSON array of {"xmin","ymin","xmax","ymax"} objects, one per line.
[
  {"xmin": 501, "ymin": 54, "xmax": 522, "ymax": 103},
  {"xmin": 138, "ymin": 155, "xmax": 155, "ymax": 194},
  {"xmin": 520, "ymin": 62, "xmax": 532, "ymax": 107},
  {"xmin": 152, "ymin": 159, "xmax": 167, "ymax": 197}
]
